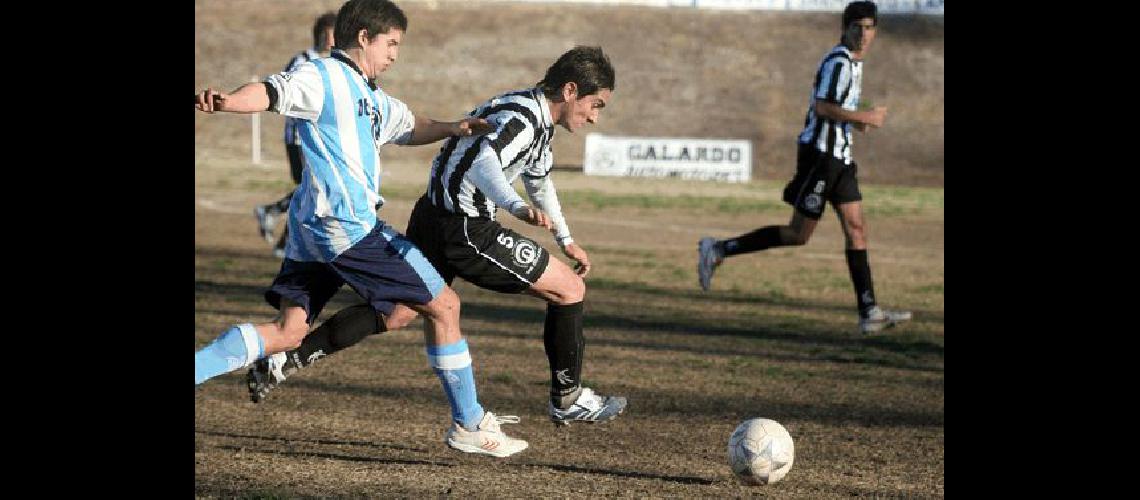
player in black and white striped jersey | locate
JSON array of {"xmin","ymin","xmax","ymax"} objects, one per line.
[
  {"xmin": 698, "ymin": 1, "xmax": 911, "ymax": 334},
  {"xmin": 254, "ymin": 12, "xmax": 338, "ymax": 258},
  {"xmin": 248, "ymin": 46, "xmax": 628, "ymax": 426}
]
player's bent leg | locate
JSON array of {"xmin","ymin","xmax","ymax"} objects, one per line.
[
  {"xmin": 410, "ymin": 286, "xmax": 462, "ymax": 346},
  {"xmin": 782, "ymin": 211, "xmax": 819, "ymax": 246},
  {"xmin": 248, "ymin": 303, "xmax": 417, "ymax": 403},
  {"xmin": 195, "ymin": 304, "xmax": 307, "ymax": 385},
  {"xmin": 527, "ymin": 260, "xmax": 627, "ymax": 426},
  {"xmin": 526, "ymin": 257, "xmax": 584, "ymax": 305}
]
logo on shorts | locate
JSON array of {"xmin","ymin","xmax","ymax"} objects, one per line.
[
  {"xmin": 813, "ymin": 180, "xmax": 826, "ymax": 194},
  {"xmin": 496, "ymin": 233, "xmax": 515, "ymax": 249},
  {"xmin": 804, "ymin": 194, "xmax": 822, "ymax": 211},
  {"xmin": 513, "ymin": 240, "xmax": 539, "ymax": 266}
]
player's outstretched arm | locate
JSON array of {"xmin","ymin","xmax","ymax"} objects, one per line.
[
  {"xmin": 405, "ymin": 116, "xmax": 493, "ymax": 145},
  {"xmin": 194, "ymin": 83, "xmax": 271, "ymax": 114}
]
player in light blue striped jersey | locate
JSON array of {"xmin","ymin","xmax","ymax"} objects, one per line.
[{"xmin": 194, "ymin": 0, "xmax": 528, "ymax": 458}]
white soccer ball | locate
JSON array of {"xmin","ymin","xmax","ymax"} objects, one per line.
[{"xmin": 727, "ymin": 418, "xmax": 795, "ymax": 485}]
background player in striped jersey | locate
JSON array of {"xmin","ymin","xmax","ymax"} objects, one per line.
[
  {"xmin": 254, "ymin": 12, "xmax": 338, "ymax": 259},
  {"xmin": 194, "ymin": 0, "xmax": 529, "ymax": 458},
  {"xmin": 697, "ymin": 1, "xmax": 911, "ymax": 334},
  {"xmin": 246, "ymin": 46, "xmax": 628, "ymax": 427}
]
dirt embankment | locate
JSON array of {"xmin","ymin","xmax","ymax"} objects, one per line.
[{"xmin": 195, "ymin": 0, "xmax": 944, "ymax": 187}]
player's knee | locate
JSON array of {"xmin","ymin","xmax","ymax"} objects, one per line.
[
  {"xmin": 384, "ymin": 306, "xmax": 419, "ymax": 330},
  {"xmin": 845, "ymin": 223, "xmax": 866, "ymax": 244},
  {"xmin": 423, "ymin": 286, "xmax": 461, "ymax": 320},
  {"xmin": 280, "ymin": 323, "xmax": 309, "ymax": 350},
  {"xmin": 788, "ymin": 230, "xmax": 811, "ymax": 246},
  {"xmin": 551, "ymin": 275, "xmax": 586, "ymax": 305}
]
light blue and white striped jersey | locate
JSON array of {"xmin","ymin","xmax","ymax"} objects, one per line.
[
  {"xmin": 798, "ymin": 45, "xmax": 863, "ymax": 164},
  {"xmin": 264, "ymin": 49, "xmax": 416, "ymax": 263},
  {"xmin": 283, "ymin": 48, "xmax": 323, "ymax": 146}
]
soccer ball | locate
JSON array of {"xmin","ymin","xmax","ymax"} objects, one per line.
[{"xmin": 727, "ymin": 418, "xmax": 795, "ymax": 485}]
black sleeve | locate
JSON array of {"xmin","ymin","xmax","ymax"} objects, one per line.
[{"xmin": 263, "ymin": 82, "xmax": 278, "ymax": 112}]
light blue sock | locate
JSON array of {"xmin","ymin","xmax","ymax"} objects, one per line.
[
  {"xmin": 426, "ymin": 338, "xmax": 484, "ymax": 431},
  {"xmin": 195, "ymin": 323, "xmax": 264, "ymax": 385}
]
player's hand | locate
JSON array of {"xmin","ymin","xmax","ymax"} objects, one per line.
[
  {"xmin": 511, "ymin": 205, "xmax": 552, "ymax": 230},
  {"xmin": 195, "ymin": 88, "xmax": 227, "ymax": 113},
  {"xmin": 455, "ymin": 118, "xmax": 493, "ymax": 137},
  {"xmin": 865, "ymin": 106, "xmax": 888, "ymax": 128},
  {"xmin": 562, "ymin": 243, "xmax": 591, "ymax": 278}
]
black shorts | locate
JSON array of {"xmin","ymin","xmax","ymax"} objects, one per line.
[
  {"xmin": 285, "ymin": 144, "xmax": 304, "ymax": 185},
  {"xmin": 405, "ymin": 196, "xmax": 551, "ymax": 294},
  {"xmin": 782, "ymin": 144, "xmax": 863, "ymax": 220}
]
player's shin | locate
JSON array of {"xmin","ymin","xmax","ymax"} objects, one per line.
[
  {"xmin": 280, "ymin": 303, "xmax": 384, "ymax": 376},
  {"xmin": 427, "ymin": 338, "xmax": 485, "ymax": 431},
  {"xmin": 544, "ymin": 301, "xmax": 585, "ymax": 409},
  {"xmin": 195, "ymin": 323, "xmax": 264, "ymax": 384}
]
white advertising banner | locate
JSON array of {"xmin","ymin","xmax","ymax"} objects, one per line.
[{"xmin": 584, "ymin": 134, "xmax": 752, "ymax": 183}]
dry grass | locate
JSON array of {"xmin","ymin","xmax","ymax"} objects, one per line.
[
  {"xmin": 195, "ymin": 2, "xmax": 943, "ymax": 497},
  {"xmin": 195, "ymin": 152, "xmax": 943, "ymax": 497}
]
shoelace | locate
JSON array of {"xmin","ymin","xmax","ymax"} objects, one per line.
[{"xmin": 492, "ymin": 414, "xmax": 520, "ymax": 425}]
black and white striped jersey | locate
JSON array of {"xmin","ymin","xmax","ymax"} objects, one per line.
[
  {"xmin": 797, "ymin": 45, "xmax": 863, "ymax": 164},
  {"xmin": 425, "ymin": 87, "xmax": 574, "ymax": 245},
  {"xmin": 283, "ymin": 49, "xmax": 322, "ymax": 146}
]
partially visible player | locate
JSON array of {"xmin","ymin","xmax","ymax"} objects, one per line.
[
  {"xmin": 697, "ymin": 1, "xmax": 911, "ymax": 334},
  {"xmin": 255, "ymin": 12, "xmax": 338, "ymax": 258}
]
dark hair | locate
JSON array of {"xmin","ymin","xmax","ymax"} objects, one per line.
[
  {"xmin": 842, "ymin": 1, "xmax": 878, "ymax": 29},
  {"xmin": 313, "ymin": 12, "xmax": 338, "ymax": 49},
  {"xmin": 333, "ymin": 0, "xmax": 408, "ymax": 50},
  {"xmin": 537, "ymin": 46, "xmax": 615, "ymax": 100}
]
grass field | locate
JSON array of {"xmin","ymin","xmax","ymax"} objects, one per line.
[
  {"xmin": 195, "ymin": 1, "xmax": 943, "ymax": 496},
  {"xmin": 194, "ymin": 151, "xmax": 944, "ymax": 497}
]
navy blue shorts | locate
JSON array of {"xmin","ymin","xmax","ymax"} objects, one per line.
[{"xmin": 264, "ymin": 221, "xmax": 446, "ymax": 323}]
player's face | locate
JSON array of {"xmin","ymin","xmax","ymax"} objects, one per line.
[
  {"xmin": 321, "ymin": 27, "xmax": 335, "ymax": 52},
  {"xmin": 560, "ymin": 87, "xmax": 611, "ymax": 133},
  {"xmin": 851, "ymin": 18, "xmax": 877, "ymax": 53},
  {"xmin": 362, "ymin": 28, "xmax": 403, "ymax": 77}
]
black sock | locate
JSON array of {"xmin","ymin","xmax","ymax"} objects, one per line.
[
  {"xmin": 845, "ymin": 249, "xmax": 877, "ymax": 316},
  {"xmin": 721, "ymin": 226, "xmax": 786, "ymax": 257},
  {"xmin": 271, "ymin": 192, "xmax": 293, "ymax": 214},
  {"xmin": 286, "ymin": 303, "xmax": 385, "ymax": 372},
  {"xmin": 544, "ymin": 301, "xmax": 584, "ymax": 409},
  {"xmin": 275, "ymin": 224, "xmax": 289, "ymax": 251}
]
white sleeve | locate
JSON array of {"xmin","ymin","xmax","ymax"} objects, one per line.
[
  {"xmin": 376, "ymin": 92, "xmax": 416, "ymax": 145},
  {"xmin": 523, "ymin": 171, "xmax": 571, "ymax": 245},
  {"xmin": 463, "ymin": 115, "xmax": 537, "ymax": 213},
  {"xmin": 467, "ymin": 144, "xmax": 529, "ymax": 214},
  {"xmin": 265, "ymin": 62, "xmax": 324, "ymax": 122}
]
